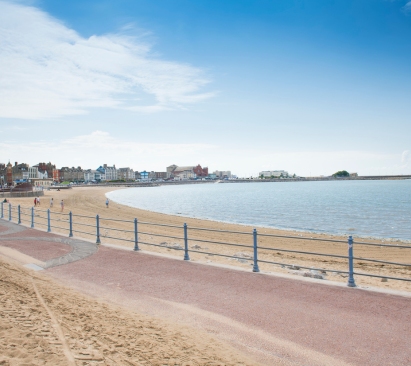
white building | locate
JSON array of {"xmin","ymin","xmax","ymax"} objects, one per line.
[
  {"xmin": 213, "ymin": 170, "xmax": 232, "ymax": 179},
  {"xmin": 99, "ymin": 164, "xmax": 117, "ymax": 181},
  {"xmin": 259, "ymin": 170, "xmax": 289, "ymax": 178},
  {"xmin": 118, "ymin": 167, "xmax": 135, "ymax": 180}
]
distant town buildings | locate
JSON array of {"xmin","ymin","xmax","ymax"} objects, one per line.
[
  {"xmin": 167, "ymin": 164, "xmax": 208, "ymax": 180},
  {"xmin": 213, "ymin": 170, "xmax": 232, "ymax": 179},
  {"xmin": 0, "ymin": 159, "xmax": 238, "ymax": 187},
  {"xmin": 259, "ymin": 170, "xmax": 289, "ymax": 178}
]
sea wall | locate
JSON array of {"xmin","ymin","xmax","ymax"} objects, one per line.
[{"xmin": 0, "ymin": 191, "xmax": 44, "ymax": 198}]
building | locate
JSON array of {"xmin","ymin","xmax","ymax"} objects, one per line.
[
  {"xmin": 167, "ymin": 164, "xmax": 208, "ymax": 179},
  {"xmin": 118, "ymin": 167, "xmax": 135, "ymax": 181},
  {"xmin": 10, "ymin": 162, "xmax": 30, "ymax": 182},
  {"xmin": 37, "ymin": 162, "xmax": 56, "ymax": 179},
  {"xmin": 60, "ymin": 167, "xmax": 84, "ymax": 182},
  {"xmin": 140, "ymin": 171, "xmax": 149, "ymax": 182},
  {"xmin": 259, "ymin": 170, "xmax": 289, "ymax": 178},
  {"xmin": 84, "ymin": 169, "xmax": 103, "ymax": 182},
  {"xmin": 98, "ymin": 164, "xmax": 117, "ymax": 181},
  {"xmin": 31, "ymin": 178, "xmax": 53, "ymax": 187},
  {"xmin": 213, "ymin": 170, "xmax": 232, "ymax": 179},
  {"xmin": 154, "ymin": 172, "xmax": 167, "ymax": 180}
]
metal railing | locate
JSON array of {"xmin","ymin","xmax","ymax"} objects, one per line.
[{"xmin": 1, "ymin": 202, "xmax": 410, "ymax": 287}]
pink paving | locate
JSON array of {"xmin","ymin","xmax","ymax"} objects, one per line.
[{"xmin": 1, "ymin": 219, "xmax": 410, "ymax": 365}]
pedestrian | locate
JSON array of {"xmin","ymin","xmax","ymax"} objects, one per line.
[
  {"xmin": 37, "ymin": 197, "xmax": 40, "ymax": 206},
  {"xmin": 34, "ymin": 197, "xmax": 37, "ymax": 206},
  {"xmin": 106, "ymin": 198, "xmax": 109, "ymax": 208},
  {"xmin": 60, "ymin": 199, "xmax": 64, "ymax": 212},
  {"xmin": 50, "ymin": 197, "xmax": 53, "ymax": 208}
]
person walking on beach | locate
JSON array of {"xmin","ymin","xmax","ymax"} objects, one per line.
[
  {"xmin": 34, "ymin": 197, "xmax": 37, "ymax": 206},
  {"xmin": 106, "ymin": 198, "xmax": 109, "ymax": 208},
  {"xmin": 37, "ymin": 197, "xmax": 40, "ymax": 206},
  {"xmin": 60, "ymin": 199, "xmax": 64, "ymax": 212},
  {"xmin": 50, "ymin": 198, "xmax": 53, "ymax": 208}
]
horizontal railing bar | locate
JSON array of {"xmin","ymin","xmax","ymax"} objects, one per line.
[
  {"xmin": 138, "ymin": 221, "xmax": 182, "ymax": 229},
  {"xmin": 98, "ymin": 217, "xmax": 134, "ymax": 223},
  {"xmin": 354, "ymin": 257, "xmax": 411, "ymax": 267},
  {"xmin": 257, "ymin": 259, "xmax": 348, "ymax": 274},
  {"xmin": 353, "ymin": 272, "xmax": 411, "ymax": 282},
  {"xmin": 258, "ymin": 233, "xmax": 347, "ymax": 244},
  {"xmin": 50, "ymin": 218, "xmax": 69, "ymax": 223},
  {"xmin": 190, "ymin": 249, "xmax": 253, "ymax": 261},
  {"xmin": 189, "ymin": 237, "xmax": 252, "ymax": 249},
  {"xmin": 138, "ymin": 231, "xmax": 183, "ymax": 240},
  {"xmin": 353, "ymin": 241, "xmax": 411, "ymax": 249},
  {"xmin": 99, "ymin": 225, "xmax": 134, "ymax": 234},
  {"xmin": 72, "ymin": 229, "xmax": 94, "ymax": 236},
  {"xmin": 189, "ymin": 226, "xmax": 252, "ymax": 235},
  {"xmin": 139, "ymin": 240, "xmax": 184, "ymax": 249},
  {"xmin": 49, "ymin": 225, "xmax": 69, "ymax": 231},
  {"xmin": 102, "ymin": 235, "xmax": 134, "ymax": 243},
  {"xmin": 71, "ymin": 213, "xmax": 95, "ymax": 219},
  {"xmin": 71, "ymin": 222, "xmax": 96, "ymax": 228},
  {"xmin": 258, "ymin": 245, "xmax": 347, "ymax": 259}
]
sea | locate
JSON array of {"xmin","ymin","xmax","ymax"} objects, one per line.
[{"xmin": 106, "ymin": 180, "xmax": 411, "ymax": 241}]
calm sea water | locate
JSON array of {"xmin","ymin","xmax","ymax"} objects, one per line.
[{"xmin": 106, "ymin": 180, "xmax": 411, "ymax": 241}]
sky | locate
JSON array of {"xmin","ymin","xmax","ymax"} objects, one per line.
[{"xmin": 0, "ymin": 0, "xmax": 410, "ymax": 177}]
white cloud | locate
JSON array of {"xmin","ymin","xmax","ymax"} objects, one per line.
[
  {"xmin": 403, "ymin": 1, "xmax": 411, "ymax": 13},
  {"xmin": 401, "ymin": 150, "xmax": 410, "ymax": 165},
  {"xmin": 0, "ymin": 0, "xmax": 214, "ymax": 119},
  {"xmin": 0, "ymin": 130, "xmax": 216, "ymax": 170}
]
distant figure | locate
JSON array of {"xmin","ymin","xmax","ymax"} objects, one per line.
[
  {"xmin": 34, "ymin": 197, "xmax": 37, "ymax": 206},
  {"xmin": 37, "ymin": 197, "xmax": 40, "ymax": 206},
  {"xmin": 106, "ymin": 198, "xmax": 109, "ymax": 208},
  {"xmin": 50, "ymin": 198, "xmax": 53, "ymax": 208},
  {"xmin": 3, "ymin": 198, "xmax": 7, "ymax": 203},
  {"xmin": 60, "ymin": 199, "xmax": 64, "ymax": 212}
]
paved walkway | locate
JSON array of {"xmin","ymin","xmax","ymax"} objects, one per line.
[
  {"xmin": 0, "ymin": 219, "xmax": 410, "ymax": 365},
  {"xmin": 0, "ymin": 220, "xmax": 97, "ymax": 268}
]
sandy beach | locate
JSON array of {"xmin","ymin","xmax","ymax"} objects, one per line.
[
  {"xmin": 0, "ymin": 254, "xmax": 258, "ymax": 365},
  {"xmin": 8, "ymin": 186, "xmax": 411, "ymax": 292}
]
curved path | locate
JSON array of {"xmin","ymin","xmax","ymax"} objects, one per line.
[
  {"xmin": 0, "ymin": 220, "xmax": 97, "ymax": 268},
  {"xmin": 0, "ymin": 219, "xmax": 410, "ymax": 365}
]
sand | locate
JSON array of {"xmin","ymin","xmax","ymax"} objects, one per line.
[
  {"xmin": 0, "ymin": 255, "xmax": 258, "ymax": 365},
  {"xmin": 7, "ymin": 186, "xmax": 411, "ymax": 293}
]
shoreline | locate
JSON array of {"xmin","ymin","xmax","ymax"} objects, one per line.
[
  {"xmin": 8, "ymin": 186, "xmax": 411, "ymax": 293},
  {"xmin": 105, "ymin": 186, "xmax": 411, "ymax": 244},
  {"xmin": 107, "ymin": 192, "xmax": 411, "ymax": 244}
]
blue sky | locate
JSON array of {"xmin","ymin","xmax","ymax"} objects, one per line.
[{"xmin": 0, "ymin": 0, "xmax": 410, "ymax": 176}]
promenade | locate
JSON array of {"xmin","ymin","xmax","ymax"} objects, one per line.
[{"xmin": 0, "ymin": 219, "xmax": 410, "ymax": 365}]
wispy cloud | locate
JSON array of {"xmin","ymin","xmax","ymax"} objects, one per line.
[
  {"xmin": 0, "ymin": 130, "xmax": 216, "ymax": 169},
  {"xmin": 0, "ymin": 1, "xmax": 214, "ymax": 119},
  {"xmin": 403, "ymin": 1, "xmax": 411, "ymax": 13}
]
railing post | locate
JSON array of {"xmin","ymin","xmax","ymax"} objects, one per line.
[
  {"xmin": 133, "ymin": 218, "xmax": 140, "ymax": 251},
  {"xmin": 252, "ymin": 228, "xmax": 260, "ymax": 272},
  {"xmin": 31, "ymin": 207, "xmax": 34, "ymax": 228},
  {"xmin": 47, "ymin": 209, "xmax": 51, "ymax": 232},
  {"xmin": 18, "ymin": 205, "xmax": 21, "ymax": 224},
  {"xmin": 8, "ymin": 203, "xmax": 11, "ymax": 221},
  {"xmin": 96, "ymin": 214, "xmax": 101, "ymax": 244},
  {"xmin": 69, "ymin": 211, "xmax": 73, "ymax": 237},
  {"xmin": 1, "ymin": 202, "xmax": 3, "ymax": 218},
  {"xmin": 347, "ymin": 235, "xmax": 356, "ymax": 287},
  {"xmin": 183, "ymin": 223, "xmax": 190, "ymax": 260}
]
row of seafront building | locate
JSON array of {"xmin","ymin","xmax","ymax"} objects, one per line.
[{"xmin": 0, "ymin": 162, "xmax": 234, "ymax": 186}]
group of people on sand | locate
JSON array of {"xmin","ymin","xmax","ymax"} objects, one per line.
[{"xmin": 33, "ymin": 196, "xmax": 64, "ymax": 211}]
